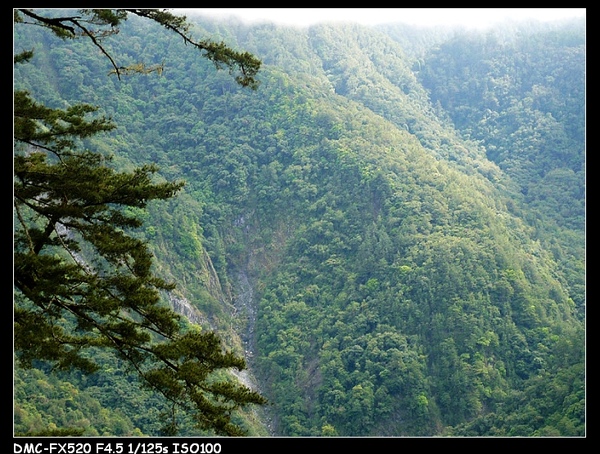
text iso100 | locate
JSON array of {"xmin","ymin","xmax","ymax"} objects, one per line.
[{"xmin": 172, "ymin": 444, "xmax": 221, "ymax": 454}]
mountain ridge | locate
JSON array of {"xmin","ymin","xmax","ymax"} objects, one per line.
[{"xmin": 13, "ymin": 13, "xmax": 585, "ymax": 436}]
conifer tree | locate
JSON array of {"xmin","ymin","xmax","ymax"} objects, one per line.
[{"xmin": 14, "ymin": 8, "xmax": 266, "ymax": 436}]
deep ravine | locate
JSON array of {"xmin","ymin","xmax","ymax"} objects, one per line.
[{"xmin": 232, "ymin": 269, "xmax": 276, "ymax": 435}]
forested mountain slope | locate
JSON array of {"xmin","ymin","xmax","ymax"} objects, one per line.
[{"xmin": 14, "ymin": 12, "xmax": 585, "ymax": 436}]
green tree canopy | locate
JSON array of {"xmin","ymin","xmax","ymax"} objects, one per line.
[
  {"xmin": 15, "ymin": 8, "xmax": 261, "ymax": 88},
  {"xmin": 14, "ymin": 8, "xmax": 266, "ymax": 436}
]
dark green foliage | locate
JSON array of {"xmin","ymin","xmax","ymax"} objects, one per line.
[
  {"xmin": 14, "ymin": 9, "xmax": 266, "ymax": 437},
  {"xmin": 14, "ymin": 90, "xmax": 184, "ymax": 373},
  {"xmin": 15, "ymin": 9, "xmax": 261, "ymax": 87}
]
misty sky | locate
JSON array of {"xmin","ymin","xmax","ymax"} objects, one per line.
[{"xmin": 176, "ymin": 8, "xmax": 585, "ymax": 29}]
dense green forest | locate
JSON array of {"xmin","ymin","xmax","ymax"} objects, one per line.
[{"xmin": 14, "ymin": 11, "xmax": 585, "ymax": 437}]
